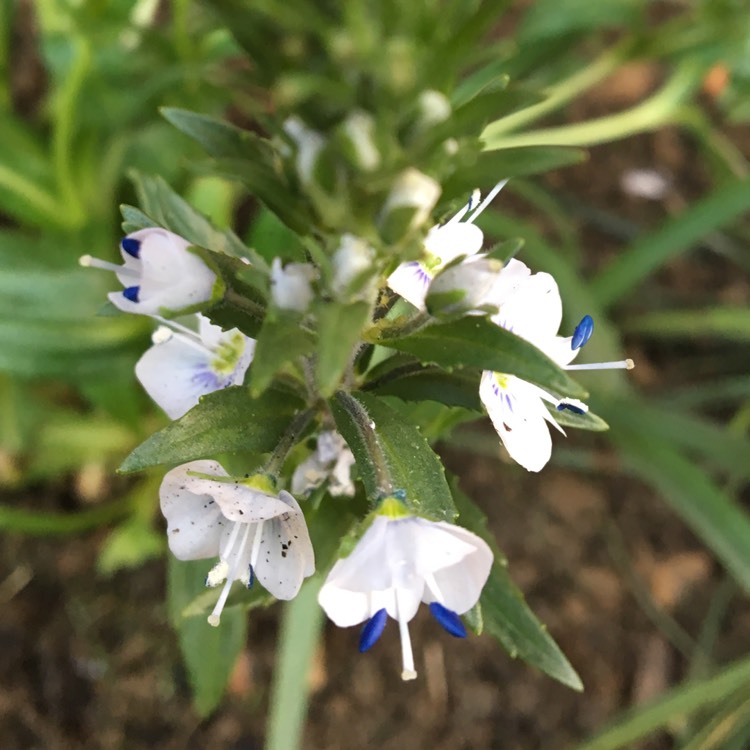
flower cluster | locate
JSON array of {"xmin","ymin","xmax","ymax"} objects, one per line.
[{"xmin": 83, "ymin": 175, "xmax": 632, "ymax": 681}]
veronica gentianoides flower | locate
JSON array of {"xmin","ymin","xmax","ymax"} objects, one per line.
[
  {"xmin": 318, "ymin": 495, "xmax": 492, "ymax": 680},
  {"xmin": 387, "ymin": 180, "xmax": 507, "ymax": 310},
  {"xmin": 80, "ymin": 228, "xmax": 217, "ymax": 315},
  {"xmin": 291, "ymin": 431, "xmax": 356, "ymax": 498},
  {"xmin": 160, "ymin": 460, "xmax": 315, "ymax": 626},
  {"xmin": 136, "ymin": 314, "xmax": 255, "ymax": 419},
  {"xmin": 479, "ymin": 260, "xmax": 633, "ymax": 472}
]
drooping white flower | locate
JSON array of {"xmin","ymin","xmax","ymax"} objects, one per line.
[
  {"xmin": 79, "ymin": 228, "xmax": 217, "ymax": 315},
  {"xmin": 318, "ymin": 496, "xmax": 492, "ymax": 681},
  {"xmin": 270, "ymin": 257, "xmax": 316, "ymax": 312},
  {"xmin": 387, "ymin": 180, "xmax": 507, "ymax": 310},
  {"xmin": 136, "ymin": 314, "xmax": 255, "ymax": 419},
  {"xmin": 291, "ymin": 431, "xmax": 356, "ymax": 498},
  {"xmin": 480, "ymin": 260, "xmax": 633, "ymax": 472},
  {"xmin": 160, "ymin": 460, "xmax": 315, "ymax": 626}
]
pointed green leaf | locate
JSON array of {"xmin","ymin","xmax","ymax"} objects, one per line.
[
  {"xmin": 250, "ymin": 313, "xmax": 316, "ymax": 396},
  {"xmin": 331, "ymin": 391, "xmax": 457, "ymax": 521},
  {"xmin": 453, "ymin": 486, "xmax": 583, "ymax": 690},
  {"xmin": 119, "ymin": 386, "xmax": 303, "ymax": 473},
  {"xmin": 167, "ymin": 557, "xmax": 247, "ymax": 717},
  {"xmin": 373, "ymin": 317, "xmax": 587, "ymax": 400}
]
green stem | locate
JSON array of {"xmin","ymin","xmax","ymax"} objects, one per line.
[
  {"xmin": 481, "ymin": 45, "xmax": 626, "ymax": 141},
  {"xmin": 0, "ymin": 496, "xmax": 133, "ymax": 536},
  {"xmin": 369, "ymin": 310, "xmax": 431, "ymax": 341},
  {"xmin": 0, "ymin": 165, "xmax": 75, "ymax": 229},
  {"xmin": 483, "ymin": 63, "xmax": 701, "ymax": 150},
  {"xmin": 264, "ymin": 408, "xmax": 316, "ymax": 476},
  {"xmin": 265, "ymin": 576, "xmax": 324, "ymax": 750}
]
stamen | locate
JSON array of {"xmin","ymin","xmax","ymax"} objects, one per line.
[
  {"xmin": 123, "ymin": 286, "xmax": 140, "ymax": 302},
  {"xmin": 249, "ymin": 521, "xmax": 265, "ymax": 568},
  {"xmin": 565, "ymin": 359, "xmax": 634, "ymax": 371},
  {"xmin": 423, "ymin": 572, "xmax": 445, "ymax": 605},
  {"xmin": 447, "ymin": 188, "xmax": 481, "ymax": 225},
  {"xmin": 358, "ymin": 608, "xmax": 388, "ymax": 652},
  {"xmin": 151, "ymin": 315, "xmax": 204, "ymax": 342},
  {"xmin": 79, "ymin": 255, "xmax": 140, "ymax": 279},
  {"xmin": 208, "ymin": 523, "xmax": 252, "ymax": 627},
  {"xmin": 121, "ymin": 237, "xmax": 141, "ymax": 258},
  {"xmin": 428, "ymin": 602, "xmax": 467, "ymax": 638},
  {"xmin": 205, "ymin": 560, "xmax": 229, "ymax": 587},
  {"xmin": 557, "ymin": 401, "xmax": 587, "ymax": 415},
  {"xmin": 247, "ymin": 564, "xmax": 255, "ymax": 589},
  {"xmin": 466, "ymin": 179, "xmax": 509, "ymax": 224},
  {"xmin": 395, "ymin": 589, "xmax": 417, "ymax": 681},
  {"xmin": 571, "ymin": 315, "xmax": 594, "ymax": 350}
]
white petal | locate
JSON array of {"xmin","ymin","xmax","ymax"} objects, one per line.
[
  {"xmin": 318, "ymin": 582, "xmax": 374, "ymax": 626},
  {"xmin": 538, "ymin": 334, "xmax": 579, "ymax": 367},
  {"xmin": 135, "ymin": 335, "xmax": 213, "ymax": 419},
  {"xmin": 270, "ymin": 258, "xmax": 315, "ymax": 312},
  {"xmin": 494, "ymin": 271, "xmax": 563, "ymax": 345},
  {"xmin": 420, "ymin": 522, "xmax": 493, "ymax": 613},
  {"xmin": 159, "ymin": 460, "xmax": 228, "ymax": 560},
  {"xmin": 424, "ymin": 222, "xmax": 484, "ymax": 265},
  {"xmin": 254, "ymin": 492, "xmax": 314, "ymax": 599},
  {"xmin": 480, "ymin": 371, "xmax": 554, "ymax": 472},
  {"xmin": 184, "ymin": 475, "xmax": 293, "ymax": 523},
  {"xmin": 387, "ymin": 261, "xmax": 432, "ymax": 310}
]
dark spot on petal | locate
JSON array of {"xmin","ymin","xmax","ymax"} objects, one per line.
[{"xmin": 503, "ymin": 423, "xmax": 513, "ymax": 432}]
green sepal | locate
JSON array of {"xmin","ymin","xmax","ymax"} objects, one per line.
[
  {"xmin": 119, "ymin": 386, "xmax": 304, "ymax": 473},
  {"xmin": 452, "ymin": 484, "xmax": 583, "ymax": 691},
  {"xmin": 549, "ymin": 404, "xmax": 609, "ymax": 431},
  {"xmin": 371, "ymin": 317, "xmax": 587, "ymax": 401}
]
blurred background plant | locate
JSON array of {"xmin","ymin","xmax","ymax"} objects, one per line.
[{"xmin": 1, "ymin": 1, "xmax": 749, "ymax": 749}]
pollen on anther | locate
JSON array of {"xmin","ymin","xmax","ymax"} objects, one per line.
[
  {"xmin": 123, "ymin": 285, "xmax": 140, "ymax": 303},
  {"xmin": 121, "ymin": 237, "xmax": 141, "ymax": 258}
]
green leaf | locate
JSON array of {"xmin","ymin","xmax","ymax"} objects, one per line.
[
  {"xmin": 364, "ymin": 356, "xmax": 482, "ymax": 410},
  {"xmin": 315, "ymin": 300, "xmax": 371, "ymax": 397},
  {"xmin": 452, "ymin": 58, "xmax": 510, "ymax": 107},
  {"xmin": 572, "ymin": 654, "xmax": 750, "ymax": 750},
  {"xmin": 119, "ymin": 386, "xmax": 303, "ymax": 473},
  {"xmin": 97, "ymin": 519, "xmax": 164, "ymax": 575},
  {"xmin": 373, "ymin": 317, "xmax": 587, "ymax": 400},
  {"xmin": 249, "ymin": 313, "xmax": 316, "ymax": 396},
  {"xmin": 624, "ymin": 307, "xmax": 750, "ymax": 342},
  {"xmin": 331, "ymin": 391, "xmax": 457, "ymax": 521},
  {"xmin": 549, "ymin": 404, "xmax": 609, "ymax": 432},
  {"xmin": 128, "ymin": 172, "xmax": 262, "ymax": 263},
  {"xmin": 167, "ymin": 557, "xmax": 247, "ymax": 717},
  {"xmin": 591, "ymin": 177, "xmax": 750, "ymax": 308},
  {"xmin": 607, "ymin": 416, "xmax": 750, "ymax": 594},
  {"xmin": 453, "ymin": 485, "xmax": 583, "ymax": 691},
  {"xmin": 443, "ymin": 146, "xmax": 586, "ymax": 201}
]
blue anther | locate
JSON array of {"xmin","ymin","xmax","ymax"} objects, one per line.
[
  {"xmin": 121, "ymin": 237, "xmax": 141, "ymax": 258},
  {"xmin": 429, "ymin": 602, "xmax": 467, "ymax": 638},
  {"xmin": 358, "ymin": 608, "xmax": 388, "ymax": 652},
  {"xmin": 557, "ymin": 402, "xmax": 586, "ymax": 415},
  {"xmin": 122, "ymin": 285, "xmax": 140, "ymax": 302},
  {"xmin": 571, "ymin": 315, "xmax": 594, "ymax": 350},
  {"xmin": 247, "ymin": 564, "xmax": 255, "ymax": 589}
]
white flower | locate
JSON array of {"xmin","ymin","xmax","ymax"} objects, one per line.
[
  {"xmin": 136, "ymin": 314, "xmax": 255, "ymax": 419},
  {"xmin": 284, "ymin": 117, "xmax": 326, "ymax": 185},
  {"xmin": 426, "ymin": 255, "xmax": 504, "ymax": 316},
  {"xmin": 318, "ymin": 498, "xmax": 492, "ymax": 681},
  {"xmin": 291, "ymin": 431, "xmax": 356, "ymax": 498},
  {"xmin": 341, "ymin": 111, "xmax": 381, "ymax": 171},
  {"xmin": 79, "ymin": 228, "xmax": 217, "ymax": 315},
  {"xmin": 480, "ymin": 260, "xmax": 633, "ymax": 472},
  {"xmin": 416, "ymin": 90, "xmax": 451, "ymax": 129},
  {"xmin": 160, "ymin": 460, "xmax": 315, "ymax": 626},
  {"xmin": 331, "ymin": 234, "xmax": 376, "ymax": 302},
  {"xmin": 380, "ymin": 168, "xmax": 442, "ymax": 235},
  {"xmin": 270, "ymin": 257, "xmax": 316, "ymax": 312},
  {"xmin": 387, "ymin": 180, "xmax": 507, "ymax": 310}
]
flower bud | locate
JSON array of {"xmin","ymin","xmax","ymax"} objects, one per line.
[
  {"xmin": 270, "ymin": 257, "xmax": 316, "ymax": 312},
  {"xmin": 378, "ymin": 168, "xmax": 441, "ymax": 243}
]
